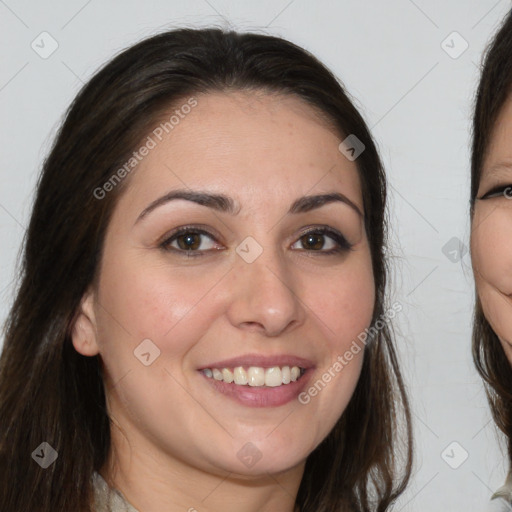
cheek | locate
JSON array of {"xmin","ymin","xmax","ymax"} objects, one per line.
[
  {"xmin": 312, "ymin": 253, "xmax": 375, "ymax": 344},
  {"xmin": 95, "ymin": 254, "xmax": 230, "ymax": 368},
  {"xmin": 478, "ymin": 282, "xmax": 512, "ymax": 352},
  {"xmin": 472, "ymin": 208, "xmax": 512, "ymax": 294},
  {"xmin": 302, "ymin": 250, "xmax": 375, "ymax": 385},
  {"xmin": 472, "ymin": 207, "xmax": 512, "ymax": 348},
  {"xmin": 311, "ymin": 280, "xmax": 374, "ymax": 352},
  {"xmin": 294, "ymin": 252, "xmax": 374, "ymax": 438}
]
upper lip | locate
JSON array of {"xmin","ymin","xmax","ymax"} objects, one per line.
[{"xmin": 199, "ymin": 354, "xmax": 315, "ymax": 370}]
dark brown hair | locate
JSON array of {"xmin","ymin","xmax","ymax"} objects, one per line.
[
  {"xmin": 0, "ymin": 27, "xmax": 412, "ymax": 511},
  {"xmin": 471, "ymin": 11, "xmax": 512, "ymax": 464}
]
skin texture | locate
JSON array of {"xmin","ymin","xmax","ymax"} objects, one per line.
[
  {"xmin": 472, "ymin": 96, "xmax": 512, "ymax": 363},
  {"xmin": 71, "ymin": 91, "xmax": 375, "ymax": 512}
]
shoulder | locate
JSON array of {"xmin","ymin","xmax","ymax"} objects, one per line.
[
  {"xmin": 486, "ymin": 497, "xmax": 512, "ymax": 512},
  {"xmin": 91, "ymin": 471, "xmax": 139, "ymax": 512},
  {"xmin": 487, "ymin": 473, "xmax": 512, "ymax": 512}
]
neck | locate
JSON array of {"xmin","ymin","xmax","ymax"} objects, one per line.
[{"xmin": 101, "ymin": 423, "xmax": 305, "ymax": 512}]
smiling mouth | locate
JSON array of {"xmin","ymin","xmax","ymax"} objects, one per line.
[{"xmin": 201, "ymin": 365, "xmax": 306, "ymax": 387}]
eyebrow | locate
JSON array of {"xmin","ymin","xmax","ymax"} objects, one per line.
[{"xmin": 135, "ymin": 189, "xmax": 363, "ymax": 224}]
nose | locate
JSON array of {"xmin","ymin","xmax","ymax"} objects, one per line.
[{"xmin": 224, "ymin": 243, "xmax": 306, "ymax": 338}]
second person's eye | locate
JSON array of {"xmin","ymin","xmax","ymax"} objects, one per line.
[{"xmin": 480, "ymin": 184, "xmax": 512, "ymax": 200}]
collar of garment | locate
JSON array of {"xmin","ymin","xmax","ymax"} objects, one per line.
[
  {"xmin": 91, "ymin": 471, "xmax": 140, "ymax": 512},
  {"xmin": 492, "ymin": 472, "xmax": 512, "ymax": 502}
]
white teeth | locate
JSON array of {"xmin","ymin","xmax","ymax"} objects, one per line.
[
  {"xmin": 222, "ymin": 368, "xmax": 234, "ymax": 383},
  {"xmin": 248, "ymin": 367, "xmax": 265, "ymax": 387},
  {"xmin": 202, "ymin": 365, "xmax": 304, "ymax": 386},
  {"xmin": 265, "ymin": 367, "xmax": 282, "ymax": 387},
  {"xmin": 233, "ymin": 366, "xmax": 248, "ymax": 385},
  {"xmin": 281, "ymin": 366, "xmax": 291, "ymax": 384}
]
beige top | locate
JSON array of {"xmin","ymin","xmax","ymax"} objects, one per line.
[
  {"xmin": 91, "ymin": 471, "xmax": 139, "ymax": 512},
  {"xmin": 489, "ymin": 472, "xmax": 512, "ymax": 511}
]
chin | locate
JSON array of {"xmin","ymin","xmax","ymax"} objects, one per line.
[{"xmin": 199, "ymin": 438, "xmax": 311, "ymax": 478}]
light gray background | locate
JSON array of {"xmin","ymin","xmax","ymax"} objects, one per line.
[{"xmin": 0, "ymin": 1, "xmax": 510, "ymax": 510}]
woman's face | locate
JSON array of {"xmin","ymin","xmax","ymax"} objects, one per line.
[
  {"xmin": 73, "ymin": 91, "xmax": 375, "ymax": 478},
  {"xmin": 471, "ymin": 96, "xmax": 512, "ymax": 362}
]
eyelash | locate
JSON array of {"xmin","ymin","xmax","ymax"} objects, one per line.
[
  {"xmin": 479, "ymin": 184, "xmax": 512, "ymax": 200},
  {"xmin": 159, "ymin": 225, "xmax": 353, "ymax": 257}
]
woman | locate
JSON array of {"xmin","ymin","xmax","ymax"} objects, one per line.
[
  {"xmin": 471, "ymin": 10, "xmax": 512, "ymax": 512},
  {"xmin": 0, "ymin": 28, "xmax": 412, "ymax": 511}
]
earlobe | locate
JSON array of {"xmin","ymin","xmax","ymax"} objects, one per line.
[{"xmin": 70, "ymin": 289, "xmax": 100, "ymax": 357}]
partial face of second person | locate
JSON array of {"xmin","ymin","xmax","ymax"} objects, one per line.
[
  {"xmin": 472, "ymin": 96, "xmax": 512, "ymax": 361},
  {"xmin": 72, "ymin": 91, "xmax": 374, "ymax": 486}
]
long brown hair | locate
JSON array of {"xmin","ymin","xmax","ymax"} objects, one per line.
[
  {"xmin": 0, "ymin": 28, "xmax": 412, "ymax": 511},
  {"xmin": 471, "ymin": 11, "xmax": 512, "ymax": 465}
]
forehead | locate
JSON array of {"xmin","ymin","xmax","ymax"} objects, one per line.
[
  {"xmin": 123, "ymin": 91, "xmax": 363, "ymax": 213},
  {"xmin": 483, "ymin": 96, "xmax": 512, "ymax": 174}
]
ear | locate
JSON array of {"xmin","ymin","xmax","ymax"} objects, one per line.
[{"xmin": 70, "ymin": 288, "xmax": 100, "ymax": 357}]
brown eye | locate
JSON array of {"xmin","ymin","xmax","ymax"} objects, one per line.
[
  {"xmin": 176, "ymin": 233, "xmax": 202, "ymax": 250},
  {"xmin": 291, "ymin": 227, "xmax": 352, "ymax": 254},
  {"xmin": 160, "ymin": 227, "xmax": 220, "ymax": 256},
  {"xmin": 300, "ymin": 233, "xmax": 326, "ymax": 250}
]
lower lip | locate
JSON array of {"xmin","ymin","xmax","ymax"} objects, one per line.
[{"xmin": 200, "ymin": 370, "xmax": 313, "ymax": 408}]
